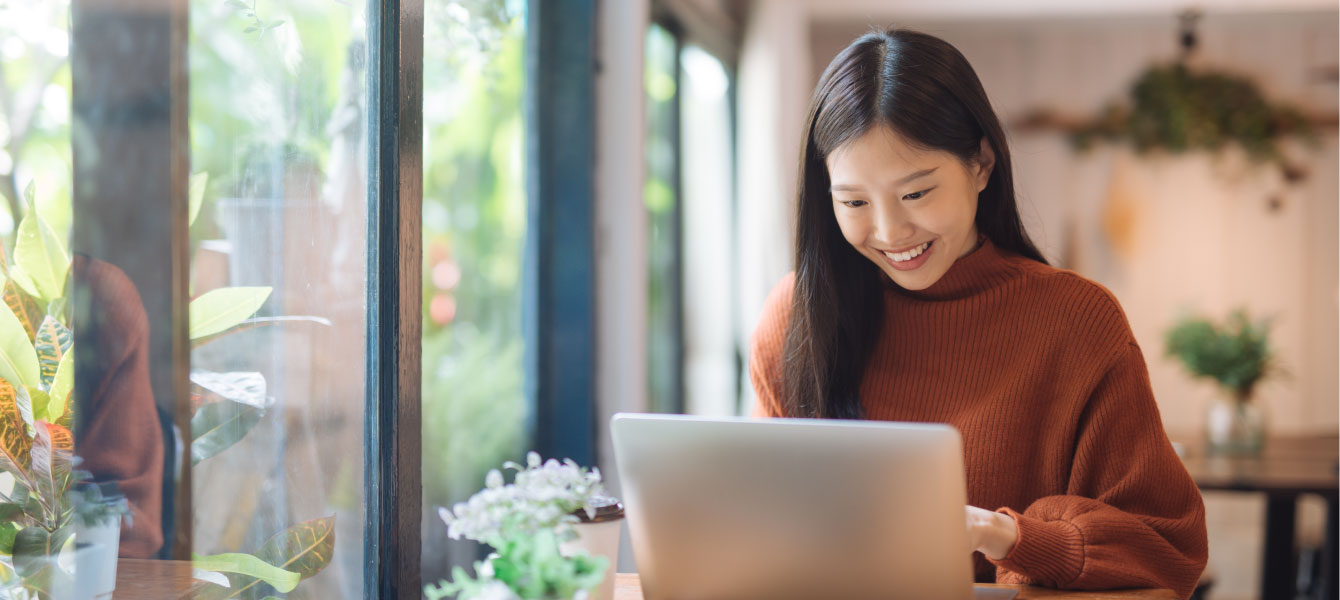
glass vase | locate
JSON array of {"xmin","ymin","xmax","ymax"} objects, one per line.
[{"xmin": 1205, "ymin": 391, "xmax": 1265, "ymax": 457}]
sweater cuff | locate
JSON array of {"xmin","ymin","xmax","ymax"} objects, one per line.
[{"xmin": 990, "ymin": 507, "xmax": 1086, "ymax": 587}]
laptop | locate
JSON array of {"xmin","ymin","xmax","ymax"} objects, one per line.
[{"xmin": 611, "ymin": 413, "xmax": 1018, "ymax": 600}]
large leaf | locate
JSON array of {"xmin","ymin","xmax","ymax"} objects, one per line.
[
  {"xmin": 12, "ymin": 188, "xmax": 69, "ymax": 303},
  {"xmin": 26, "ymin": 389, "xmax": 48, "ymax": 426},
  {"xmin": 190, "ymin": 400, "xmax": 262, "ymax": 465},
  {"xmin": 28, "ymin": 423, "xmax": 72, "ymax": 511},
  {"xmin": 189, "ymin": 172, "xmax": 209, "ymax": 229},
  {"xmin": 2, "ymin": 282, "xmax": 42, "ymax": 343},
  {"xmin": 195, "ymin": 517, "xmax": 335, "ymax": 600},
  {"xmin": 0, "ymin": 521, "xmax": 21, "ymax": 555},
  {"xmin": 32, "ymin": 318, "xmax": 69, "ymax": 392},
  {"xmin": 189, "ymin": 287, "xmax": 272, "ymax": 340},
  {"xmin": 191, "ymin": 553, "xmax": 298, "ymax": 593},
  {"xmin": 190, "ymin": 371, "xmax": 269, "ymax": 410},
  {"xmin": 0, "ymin": 288, "xmax": 39, "ymax": 393},
  {"xmin": 191, "ymin": 315, "xmax": 331, "ymax": 349},
  {"xmin": 45, "ymin": 353, "xmax": 71, "ymax": 426},
  {"xmin": 0, "ymin": 383, "xmax": 32, "ymax": 476},
  {"xmin": 12, "ymin": 525, "xmax": 72, "ymax": 593},
  {"xmin": 256, "ymin": 516, "xmax": 335, "ymax": 580}
]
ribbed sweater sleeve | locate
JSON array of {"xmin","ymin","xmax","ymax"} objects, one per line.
[
  {"xmin": 74, "ymin": 256, "xmax": 165, "ymax": 558},
  {"xmin": 748, "ymin": 272, "xmax": 793, "ymax": 419},
  {"xmin": 989, "ymin": 343, "xmax": 1208, "ymax": 599}
]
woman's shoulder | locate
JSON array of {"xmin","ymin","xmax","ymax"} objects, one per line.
[
  {"xmin": 752, "ymin": 272, "xmax": 796, "ymax": 353},
  {"xmin": 1008, "ymin": 257, "xmax": 1136, "ymax": 351}
]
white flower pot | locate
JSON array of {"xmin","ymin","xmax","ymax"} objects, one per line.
[
  {"xmin": 559, "ymin": 499, "xmax": 624, "ymax": 600},
  {"xmin": 73, "ymin": 519, "xmax": 120, "ymax": 599}
]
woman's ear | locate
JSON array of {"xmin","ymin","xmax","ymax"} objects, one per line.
[{"xmin": 974, "ymin": 137, "xmax": 995, "ymax": 192}]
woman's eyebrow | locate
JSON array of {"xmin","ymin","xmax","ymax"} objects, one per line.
[{"xmin": 830, "ymin": 167, "xmax": 938, "ymax": 193}]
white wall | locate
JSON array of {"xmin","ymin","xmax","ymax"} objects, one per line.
[{"xmin": 735, "ymin": 0, "xmax": 811, "ymax": 415}]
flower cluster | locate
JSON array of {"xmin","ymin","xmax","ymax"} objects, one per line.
[{"xmin": 439, "ymin": 452, "xmax": 606, "ymax": 543}]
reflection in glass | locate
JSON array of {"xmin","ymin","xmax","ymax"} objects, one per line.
[{"xmin": 187, "ymin": 1, "xmax": 368, "ymax": 596}]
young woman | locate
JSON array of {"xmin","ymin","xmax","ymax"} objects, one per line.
[{"xmin": 749, "ymin": 28, "xmax": 1208, "ymax": 597}]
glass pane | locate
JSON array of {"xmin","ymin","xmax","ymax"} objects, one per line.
[
  {"xmin": 420, "ymin": 0, "xmax": 528, "ymax": 585},
  {"xmin": 2, "ymin": 0, "xmax": 368, "ymax": 597},
  {"xmin": 645, "ymin": 23, "xmax": 681, "ymax": 415},
  {"xmin": 187, "ymin": 1, "xmax": 368, "ymax": 597},
  {"xmin": 678, "ymin": 45, "xmax": 737, "ymax": 416}
]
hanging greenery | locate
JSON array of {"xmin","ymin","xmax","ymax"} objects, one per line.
[{"xmin": 1070, "ymin": 64, "xmax": 1316, "ymax": 168}]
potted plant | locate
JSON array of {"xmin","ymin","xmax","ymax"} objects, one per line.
[
  {"xmin": 1165, "ymin": 309, "xmax": 1277, "ymax": 456},
  {"xmin": 426, "ymin": 452, "xmax": 623, "ymax": 600}
]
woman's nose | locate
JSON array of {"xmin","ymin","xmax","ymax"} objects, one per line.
[{"xmin": 872, "ymin": 201, "xmax": 915, "ymax": 244}]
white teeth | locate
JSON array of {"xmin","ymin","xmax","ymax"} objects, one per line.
[{"xmin": 885, "ymin": 241, "xmax": 930, "ymax": 263}]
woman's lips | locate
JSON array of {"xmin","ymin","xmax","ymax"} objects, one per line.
[{"xmin": 880, "ymin": 240, "xmax": 934, "ymax": 272}]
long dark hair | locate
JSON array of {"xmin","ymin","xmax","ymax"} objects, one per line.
[{"xmin": 781, "ymin": 28, "xmax": 1048, "ymax": 419}]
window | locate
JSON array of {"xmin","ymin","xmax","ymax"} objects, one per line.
[
  {"xmin": 420, "ymin": 0, "xmax": 528, "ymax": 584},
  {"xmin": 185, "ymin": 0, "xmax": 370, "ymax": 595},
  {"xmin": 645, "ymin": 18, "xmax": 739, "ymax": 417}
]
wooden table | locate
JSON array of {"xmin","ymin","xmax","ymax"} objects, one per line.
[
  {"xmin": 115, "ymin": 560, "xmax": 1177, "ymax": 599},
  {"xmin": 114, "ymin": 559, "xmax": 199, "ymax": 599},
  {"xmin": 612, "ymin": 574, "xmax": 1177, "ymax": 599},
  {"xmin": 1175, "ymin": 433, "xmax": 1339, "ymax": 600}
]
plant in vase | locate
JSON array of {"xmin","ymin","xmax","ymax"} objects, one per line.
[
  {"xmin": 0, "ymin": 180, "xmax": 336, "ymax": 599},
  {"xmin": 426, "ymin": 453, "xmax": 621, "ymax": 600},
  {"xmin": 1165, "ymin": 309, "xmax": 1278, "ymax": 456}
]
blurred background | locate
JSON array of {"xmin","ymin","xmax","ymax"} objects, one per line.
[{"xmin": 0, "ymin": 0, "xmax": 1335, "ymax": 598}]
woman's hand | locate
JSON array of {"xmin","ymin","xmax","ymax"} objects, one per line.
[{"xmin": 965, "ymin": 505, "xmax": 1018, "ymax": 560}]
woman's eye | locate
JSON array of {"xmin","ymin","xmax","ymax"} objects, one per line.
[
  {"xmin": 840, "ymin": 199, "xmax": 867, "ymax": 208},
  {"xmin": 903, "ymin": 188, "xmax": 932, "ymax": 201}
]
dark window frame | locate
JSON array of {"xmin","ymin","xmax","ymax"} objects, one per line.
[{"xmin": 524, "ymin": 0, "xmax": 599, "ymax": 467}]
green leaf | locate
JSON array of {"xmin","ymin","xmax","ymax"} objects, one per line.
[
  {"xmin": 12, "ymin": 191, "xmax": 69, "ymax": 303},
  {"xmin": 224, "ymin": 0, "xmax": 249, "ymax": 8},
  {"xmin": 189, "ymin": 172, "xmax": 209, "ymax": 228},
  {"xmin": 252, "ymin": 516, "xmax": 335, "ymax": 584},
  {"xmin": 33, "ymin": 317, "xmax": 69, "ymax": 392},
  {"xmin": 191, "ymin": 553, "xmax": 299, "ymax": 593},
  {"xmin": 27, "ymin": 389, "xmax": 47, "ymax": 425},
  {"xmin": 12, "ymin": 525, "xmax": 70, "ymax": 576},
  {"xmin": 46, "ymin": 352, "xmax": 71, "ymax": 425},
  {"xmin": 3, "ymin": 281, "xmax": 43, "ymax": 343},
  {"xmin": 191, "ymin": 315, "xmax": 331, "ymax": 349},
  {"xmin": 195, "ymin": 517, "xmax": 335, "ymax": 599},
  {"xmin": 0, "ymin": 521, "xmax": 21, "ymax": 554},
  {"xmin": 189, "ymin": 287, "xmax": 272, "ymax": 340},
  {"xmin": 190, "ymin": 399, "xmax": 262, "ymax": 465},
  {"xmin": 243, "ymin": 25, "xmax": 258, "ymax": 33},
  {"xmin": 0, "ymin": 283, "xmax": 40, "ymax": 392}
]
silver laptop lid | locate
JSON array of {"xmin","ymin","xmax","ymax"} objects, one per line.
[{"xmin": 611, "ymin": 413, "xmax": 974, "ymax": 600}]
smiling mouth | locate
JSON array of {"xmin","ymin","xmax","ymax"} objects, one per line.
[{"xmin": 882, "ymin": 241, "xmax": 932, "ymax": 263}]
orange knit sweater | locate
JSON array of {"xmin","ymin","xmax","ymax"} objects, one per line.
[{"xmin": 749, "ymin": 237, "xmax": 1208, "ymax": 598}]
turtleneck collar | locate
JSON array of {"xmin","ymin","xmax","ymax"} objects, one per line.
[{"xmin": 885, "ymin": 235, "xmax": 1022, "ymax": 301}]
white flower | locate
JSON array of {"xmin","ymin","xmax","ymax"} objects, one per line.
[
  {"xmin": 435, "ymin": 453, "xmax": 608, "ymax": 543},
  {"xmin": 469, "ymin": 581, "xmax": 521, "ymax": 600},
  {"xmin": 485, "ymin": 469, "xmax": 504, "ymax": 489}
]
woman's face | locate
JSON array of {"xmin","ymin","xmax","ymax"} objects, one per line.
[{"xmin": 825, "ymin": 126, "xmax": 994, "ymax": 291}]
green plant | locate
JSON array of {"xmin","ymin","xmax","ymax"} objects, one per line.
[
  {"xmin": 425, "ymin": 527, "xmax": 606, "ymax": 600},
  {"xmin": 426, "ymin": 454, "xmax": 610, "ymax": 600},
  {"xmin": 1072, "ymin": 64, "xmax": 1314, "ymax": 170},
  {"xmin": 1164, "ymin": 309, "xmax": 1276, "ymax": 402}
]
